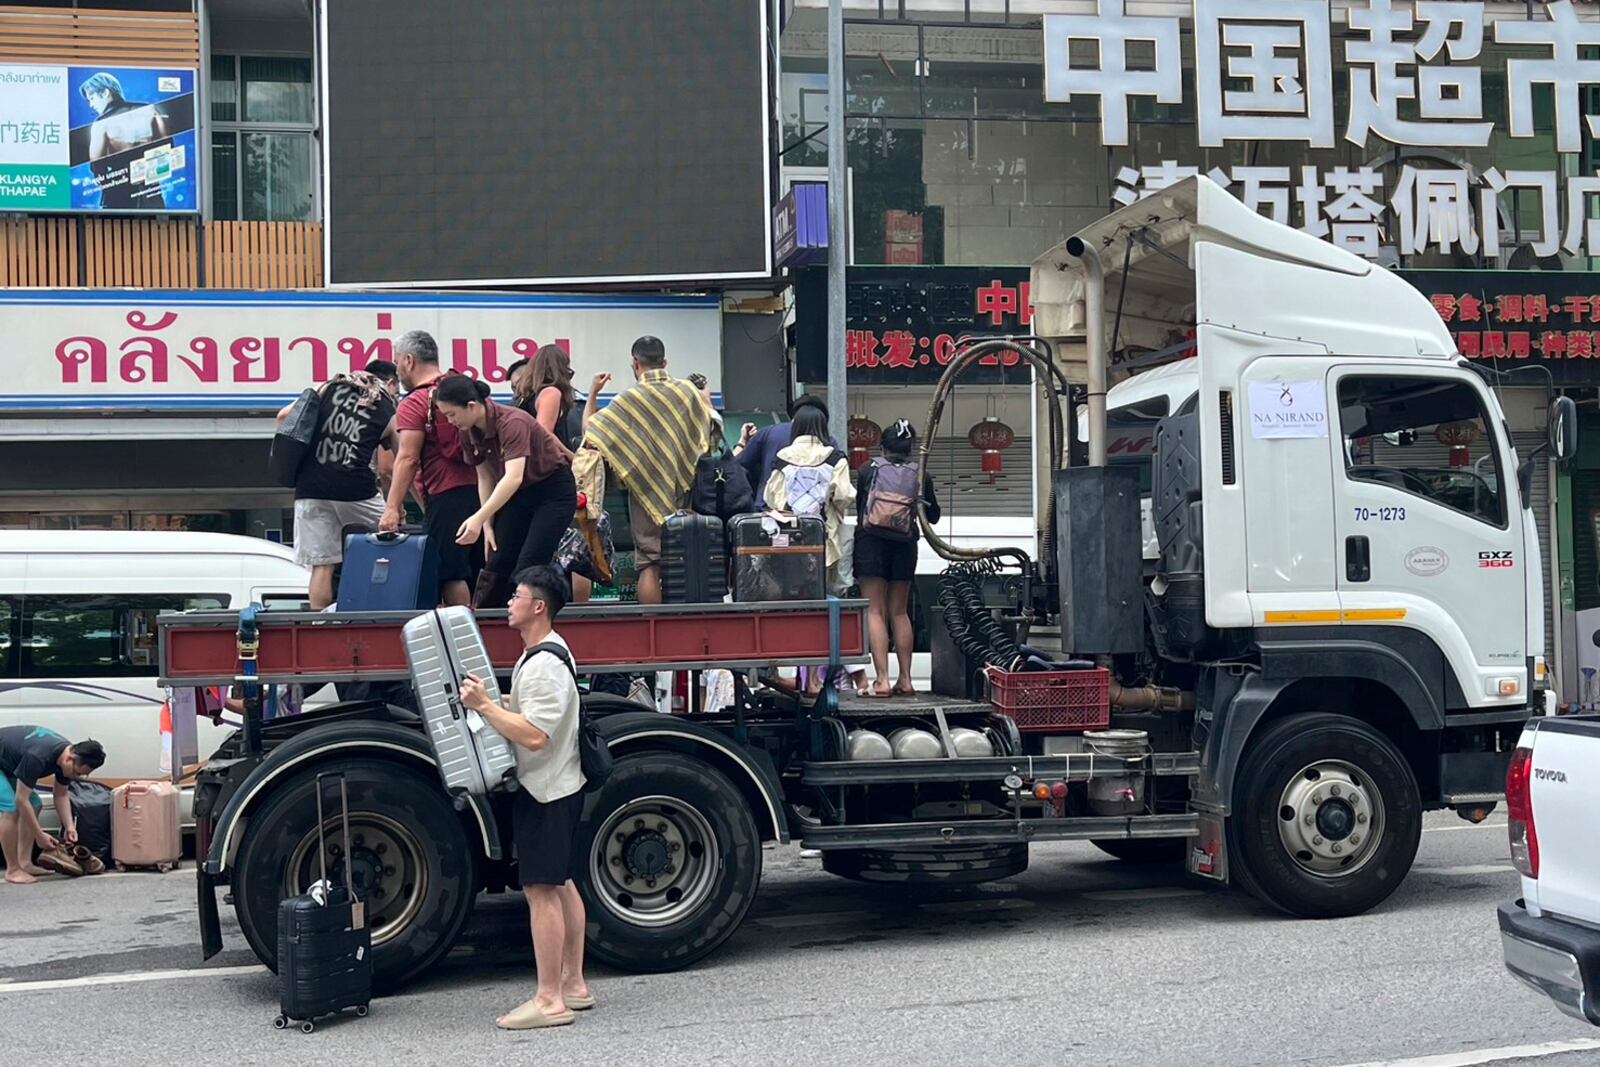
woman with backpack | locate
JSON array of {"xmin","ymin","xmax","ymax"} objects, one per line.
[
  {"xmin": 765, "ymin": 405, "xmax": 863, "ymax": 695},
  {"xmin": 764, "ymin": 405, "xmax": 856, "ymax": 595},
  {"xmin": 855, "ymin": 419, "xmax": 940, "ymax": 697}
]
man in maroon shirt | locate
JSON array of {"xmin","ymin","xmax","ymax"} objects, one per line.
[{"xmin": 381, "ymin": 330, "xmax": 483, "ymax": 606}]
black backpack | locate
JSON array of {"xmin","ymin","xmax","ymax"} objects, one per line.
[
  {"xmin": 690, "ymin": 444, "xmax": 756, "ymax": 521},
  {"xmin": 528, "ymin": 642, "xmax": 613, "ymax": 793}
]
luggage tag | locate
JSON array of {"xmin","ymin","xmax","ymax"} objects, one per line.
[
  {"xmin": 370, "ymin": 557, "xmax": 391, "ymax": 585},
  {"xmin": 465, "ymin": 709, "xmax": 487, "ymax": 734}
]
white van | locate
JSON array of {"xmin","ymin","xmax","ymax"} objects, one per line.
[{"xmin": 0, "ymin": 531, "xmax": 310, "ymax": 824}]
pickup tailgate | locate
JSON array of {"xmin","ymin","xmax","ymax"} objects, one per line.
[{"xmin": 1525, "ymin": 716, "xmax": 1600, "ymax": 923}]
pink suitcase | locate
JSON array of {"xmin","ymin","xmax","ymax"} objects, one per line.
[{"xmin": 112, "ymin": 780, "xmax": 182, "ymax": 872}]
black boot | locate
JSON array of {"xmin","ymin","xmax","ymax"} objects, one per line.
[{"xmin": 471, "ymin": 569, "xmax": 513, "ymax": 609}]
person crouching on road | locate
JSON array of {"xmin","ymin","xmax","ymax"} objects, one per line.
[
  {"xmin": 460, "ymin": 565, "xmax": 592, "ymax": 1029},
  {"xmin": 2, "ymin": 728, "xmax": 105, "ymax": 885}
]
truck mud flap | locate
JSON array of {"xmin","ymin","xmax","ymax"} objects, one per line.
[{"xmin": 198, "ymin": 866, "xmax": 223, "ymax": 961}]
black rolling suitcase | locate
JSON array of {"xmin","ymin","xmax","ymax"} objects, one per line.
[
  {"xmin": 275, "ymin": 774, "xmax": 372, "ymax": 1034},
  {"xmin": 661, "ymin": 511, "xmax": 728, "ymax": 603}
]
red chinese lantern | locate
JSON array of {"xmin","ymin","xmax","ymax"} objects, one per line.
[
  {"xmin": 1435, "ymin": 421, "xmax": 1480, "ymax": 467},
  {"xmin": 847, "ymin": 416, "xmax": 882, "ymax": 470},
  {"xmin": 969, "ymin": 417, "xmax": 1016, "ymax": 482}
]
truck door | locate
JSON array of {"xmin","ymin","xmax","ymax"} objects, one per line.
[{"xmin": 1328, "ymin": 366, "xmax": 1526, "ymax": 706}]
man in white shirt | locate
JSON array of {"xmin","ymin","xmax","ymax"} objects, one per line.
[{"xmin": 461, "ymin": 565, "xmax": 592, "ymax": 1030}]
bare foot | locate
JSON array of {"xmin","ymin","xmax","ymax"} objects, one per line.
[
  {"xmin": 4, "ymin": 869, "xmax": 37, "ymax": 885},
  {"xmin": 22, "ymin": 864, "xmax": 50, "ymax": 876},
  {"xmin": 564, "ymin": 982, "xmax": 592, "ymax": 1000},
  {"xmin": 871, "ymin": 678, "xmax": 893, "ymax": 697},
  {"xmin": 894, "ymin": 679, "xmax": 916, "ymax": 696}
]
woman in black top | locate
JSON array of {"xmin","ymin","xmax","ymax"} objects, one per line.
[{"xmin": 855, "ymin": 419, "xmax": 940, "ymax": 697}]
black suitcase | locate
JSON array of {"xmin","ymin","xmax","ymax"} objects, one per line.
[
  {"xmin": 730, "ymin": 513, "xmax": 826, "ymax": 602},
  {"xmin": 661, "ymin": 511, "xmax": 728, "ymax": 603},
  {"xmin": 275, "ymin": 774, "xmax": 372, "ymax": 1034}
]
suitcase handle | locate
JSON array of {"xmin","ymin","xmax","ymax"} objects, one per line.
[{"xmin": 314, "ymin": 772, "xmax": 357, "ymax": 902}]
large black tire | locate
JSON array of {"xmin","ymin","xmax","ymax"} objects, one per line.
[
  {"xmin": 576, "ymin": 751, "xmax": 762, "ymax": 973},
  {"xmin": 1090, "ymin": 837, "xmax": 1188, "ymax": 865},
  {"xmin": 1229, "ymin": 713, "xmax": 1421, "ymax": 918},
  {"xmin": 822, "ymin": 844, "xmax": 1029, "ymax": 885},
  {"xmin": 232, "ymin": 759, "xmax": 478, "ymax": 991}
]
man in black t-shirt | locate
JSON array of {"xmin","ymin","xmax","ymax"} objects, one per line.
[
  {"xmin": 277, "ymin": 371, "xmax": 398, "ymax": 609},
  {"xmin": 1, "ymin": 727, "xmax": 105, "ymax": 885}
]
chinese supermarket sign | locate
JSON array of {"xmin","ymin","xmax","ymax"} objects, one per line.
[
  {"xmin": 1403, "ymin": 270, "xmax": 1600, "ymax": 385},
  {"xmin": 0, "ymin": 64, "xmax": 198, "ymax": 213},
  {"xmin": 1042, "ymin": 0, "xmax": 1600, "ymax": 261},
  {"xmin": 0, "ymin": 289, "xmax": 722, "ymax": 411},
  {"xmin": 794, "ymin": 267, "xmax": 1037, "ymax": 383}
]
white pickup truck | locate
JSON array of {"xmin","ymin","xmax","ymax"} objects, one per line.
[{"xmin": 1499, "ymin": 714, "xmax": 1600, "ymax": 1026}]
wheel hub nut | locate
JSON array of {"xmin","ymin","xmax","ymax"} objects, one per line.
[
  {"xmin": 1330, "ymin": 785, "xmax": 1342, "ymax": 797},
  {"xmin": 1312, "ymin": 835, "xmax": 1324, "ymax": 845},
  {"xmin": 1331, "ymin": 844, "xmax": 1342, "ymax": 854},
  {"xmin": 1350, "ymin": 834, "xmax": 1361, "ymax": 845}
]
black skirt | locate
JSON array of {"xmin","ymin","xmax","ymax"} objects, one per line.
[
  {"xmin": 513, "ymin": 787, "xmax": 584, "ymax": 887},
  {"xmin": 853, "ymin": 528, "xmax": 918, "ymax": 583}
]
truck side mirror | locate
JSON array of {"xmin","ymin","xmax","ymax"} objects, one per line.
[{"xmin": 1549, "ymin": 396, "xmax": 1578, "ymax": 462}]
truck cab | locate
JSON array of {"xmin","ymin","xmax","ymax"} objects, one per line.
[{"xmin": 1032, "ymin": 175, "xmax": 1569, "ymax": 911}]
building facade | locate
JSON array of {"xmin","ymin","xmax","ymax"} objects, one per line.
[
  {"xmin": 0, "ymin": 1, "xmax": 782, "ymax": 551},
  {"xmin": 777, "ymin": 0, "xmax": 1600, "ymax": 697}
]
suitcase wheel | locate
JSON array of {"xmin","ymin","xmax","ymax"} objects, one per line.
[
  {"xmin": 273, "ymin": 1016, "xmax": 287, "ymax": 1030},
  {"xmin": 356, "ymin": 1005, "xmax": 369, "ymax": 1018},
  {"xmin": 114, "ymin": 863, "xmax": 126, "ymax": 872},
  {"xmin": 157, "ymin": 862, "xmax": 175, "ymax": 873},
  {"xmin": 301, "ymin": 1021, "xmax": 315, "ymax": 1034}
]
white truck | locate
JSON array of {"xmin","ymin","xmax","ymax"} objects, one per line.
[{"xmin": 1499, "ymin": 715, "xmax": 1600, "ymax": 1027}]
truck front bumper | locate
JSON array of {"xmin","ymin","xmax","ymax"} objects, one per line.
[{"xmin": 1499, "ymin": 899, "xmax": 1600, "ymax": 1027}]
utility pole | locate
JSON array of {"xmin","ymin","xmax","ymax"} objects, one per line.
[{"xmin": 825, "ymin": 0, "xmax": 848, "ymax": 446}]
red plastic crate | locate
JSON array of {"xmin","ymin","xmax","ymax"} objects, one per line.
[{"xmin": 985, "ymin": 666, "xmax": 1111, "ymax": 732}]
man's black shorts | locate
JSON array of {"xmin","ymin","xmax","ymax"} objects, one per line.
[
  {"xmin": 513, "ymin": 788, "xmax": 584, "ymax": 887},
  {"xmin": 423, "ymin": 485, "xmax": 484, "ymax": 585}
]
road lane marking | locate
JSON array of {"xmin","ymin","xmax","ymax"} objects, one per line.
[
  {"xmin": 1424, "ymin": 821, "xmax": 1506, "ymax": 833},
  {"xmin": 1413, "ymin": 864, "xmax": 1515, "ymax": 876},
  {"xmin": 1080, "ymin": 887, "xmax": 1205, "ymax": 902},
  {"xmin": 0, "ymin": 964, "xmax": 261, "ymax": 995},
  {"xmin": 1329, "ymin": 1037, "xmax": 1600, "ymax": 1067}
]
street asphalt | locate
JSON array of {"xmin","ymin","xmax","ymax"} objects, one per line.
[{"xmin": 2, "ymin": 810, "xmax": 1597, "ymax": 1067}]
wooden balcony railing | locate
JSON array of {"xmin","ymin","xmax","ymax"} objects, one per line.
[
  {"xmin": 0, "ymin": 217, "xmax": 324, "ymax": 290},
  {"xmin": 0, "ymin": 5, "xmax": 200, "ymax": 67}
]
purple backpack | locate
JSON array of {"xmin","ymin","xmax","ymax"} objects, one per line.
[{"xmin": 863, "ymin": 459, "xmax": 920, "ymax": 542}]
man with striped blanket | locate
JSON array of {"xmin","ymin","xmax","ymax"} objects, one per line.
[{"xmin": 582, "ymin": 336, "xmax": 712, "ymax": 604}]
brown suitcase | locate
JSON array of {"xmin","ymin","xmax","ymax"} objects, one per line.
[{"xmin": 112, "ymin": 780, "xmax": 181, "ymax": 872}]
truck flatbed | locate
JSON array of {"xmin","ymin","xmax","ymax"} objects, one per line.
[{"xmin": 158, "ymin": 599, "xmax": 869, "ymax": 687}]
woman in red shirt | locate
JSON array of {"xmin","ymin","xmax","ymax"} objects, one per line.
[{"xmin": 435, "ymin": 376, "xmax": 577, "ymax": 608}]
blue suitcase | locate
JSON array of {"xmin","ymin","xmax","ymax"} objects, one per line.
[{"xmin": 337, "ymin": 531, "xmax": 439, "ymax": 611}]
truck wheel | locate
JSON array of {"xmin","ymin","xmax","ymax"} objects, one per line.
[
  {"xmin": 232, "ymin": 759, "xmax": 477, "ymax": 991},
  {"xmin": 1090, "ymin": 838, "xmax": 1188, "ymax": 865},
  {"xmin": 1229, "ymin": 713, "xmax": 1421, "ymax": 918},
  {"xmin": 821, "ymin": 844, "xmax": 1028, "ymax": 884},
  {"xmin": 576, "ymin": 752, "xmax": 761, "ymax": 973}
]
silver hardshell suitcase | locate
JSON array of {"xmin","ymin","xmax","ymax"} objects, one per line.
[{"xmin": 402, "ymin": 606, "xmax": 520, "ymax": 797}]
